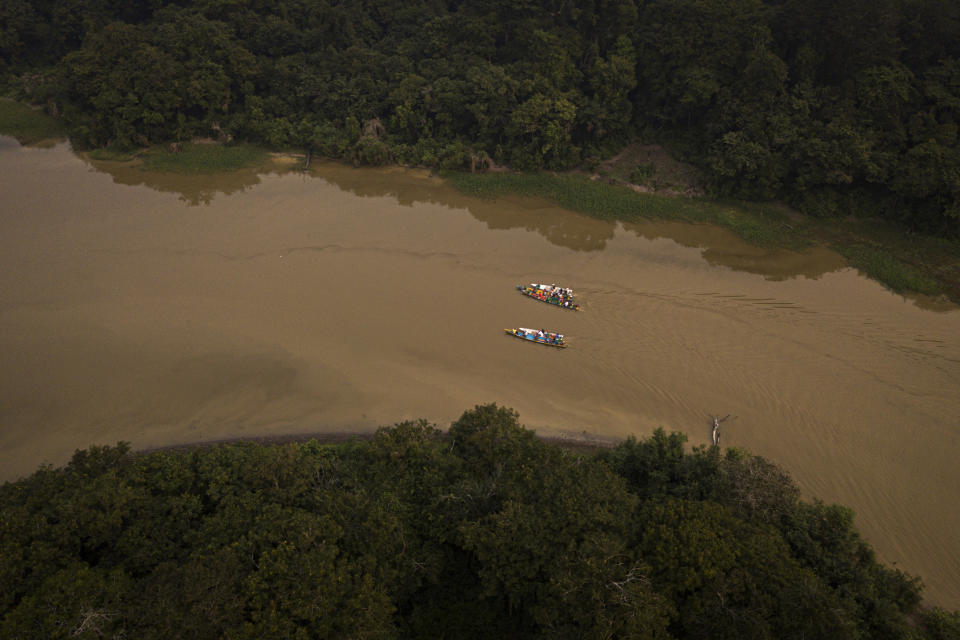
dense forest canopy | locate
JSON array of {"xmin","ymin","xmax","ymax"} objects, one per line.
[
  {"xmin": 2, "ymin": 404, "xmax": 959, "ymax": 638},
  {"xmin": 1, "ymin": 0, "xmax": 959, "ymax": 233}
]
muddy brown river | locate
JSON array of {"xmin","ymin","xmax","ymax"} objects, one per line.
[{"xmin": 1, "ymin": 138, "xmax": 958, "ymax": 607}]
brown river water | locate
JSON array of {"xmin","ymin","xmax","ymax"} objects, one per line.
[{"xmin": 1, "ymin": 137, "xmax": 958, "ymax": 607}]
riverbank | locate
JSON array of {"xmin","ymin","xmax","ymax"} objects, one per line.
[
  {"xmin": 591, "ymin": 144, "xmax": 959, "ymax": 303},
  {"xmin": 1, "ymin": 99, "xmax": 957, "ymax": 304},
  {"xmin": 88, "ymin": 141, "xmax": 269, "ymax": 173},
  {"xmin": 446, "ymin": 170, "xmax": 958, "ymax": 305},
  {"xmin": 0, "ymin": 98, "xmax": 64, "ymax": 144}
]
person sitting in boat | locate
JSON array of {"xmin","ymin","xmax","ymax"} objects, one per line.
[
  {"xmin": 557, "ymin": 334, "xmax": 564, "ymax": 344},
  {"xmin": 537, "ymin": 329, "xmax": 545, "ymax": 339}
]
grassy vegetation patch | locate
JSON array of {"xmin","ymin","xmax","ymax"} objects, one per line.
[
  {"xmin": 449, "ymin": 172, "xmax": 691, "ymax": 221},
  {"xmin": 87, "ymin": 147, "xmax": 140, "ymax": 162},
  {"xmin": 716, "ymin": 200, "xmax": 811, "ymax": 248},
  {"xmin": 0, "ymin": 99, "xmax": 64, "ymax": 144},
  {"xmin": 714, "ymin": 208, "xmax": 775, "ymax": 246},
  {"xmin": 834, "ymin": 243, "xmax": 943, "ymax": 295},
  {"xmin": 141, "ymin": 143, "xmax": 267, "ymax": 173}
]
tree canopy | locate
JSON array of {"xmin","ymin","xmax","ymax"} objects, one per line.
[{"xmin": 2, "ymin": 404, "xmax": 955, "ymax": 638}]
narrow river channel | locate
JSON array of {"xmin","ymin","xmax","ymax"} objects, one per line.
[{"xmin": 1, "ymin": 137, "xmax": 958, "ymax": 607}]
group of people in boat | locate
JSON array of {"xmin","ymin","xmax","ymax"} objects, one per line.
[
  {"xmin": 531, "ymin": 284, "xmax": 576, "ymax": 307},
  {"xmin": 523, "ymin": 328, "xmax": 564, "ymax": 345}
]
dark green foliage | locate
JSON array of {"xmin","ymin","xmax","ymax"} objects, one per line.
[
  {"xmin": 1, "ymin": 405, "xmax": 944, "ymax": 638},
  {"xmin": 636, "ymin": 498, "xmax": 859, "ymax": 639},
  {"xmin": 605, "ymin": 434, "xmax": 929, "ymax": 639},
  {"xmin": 777, "ymin": 500, "xmax": 923, "ymax": 639},
  {"xmin": 919, "ymin": 608, "xmax": 960, "ymax": 640}
]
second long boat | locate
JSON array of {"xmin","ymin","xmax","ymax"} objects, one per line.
[{"xmin": 517, "ymin": 283, "xmax": 580, "ymax": 310}]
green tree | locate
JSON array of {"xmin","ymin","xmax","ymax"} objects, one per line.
[
  {"xmin": 508, "ymin": 93, "xmax": 579, "ymax": 169},
  {"xmin": 0, "ymin": 563, "xmax": 131, "ymax": 639}
]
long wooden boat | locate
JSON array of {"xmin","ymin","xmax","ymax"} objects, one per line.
[
  {"xmin": 517, "ymin": 283, "xmax": 580, "ymax": 310},
  {"xmin": 505, "ymin": 327, "xmax": 567, "ymax": 348}
]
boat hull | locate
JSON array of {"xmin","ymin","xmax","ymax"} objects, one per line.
[{"xmin": 505, "ymin": 328, "xmax": 567, "ymax": 348}]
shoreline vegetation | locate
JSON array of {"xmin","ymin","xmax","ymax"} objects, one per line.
[
  {"xmin": 0, "ymin": 97, "xmax": 64, "ymax": 145},
  {"xmin": 2, "ymin": 404, "xmax": 958, "ymax": 638},
  {"xmin": 446, "ymin": 170, "xmax": 958, "ymax": 303},
  {"xmin": 88, "ymin": 140, "xmax": 269, "ymax": 173},
  {"xmin": 2, "ymin": 98, "xmax": 957, "ymax": 304}
]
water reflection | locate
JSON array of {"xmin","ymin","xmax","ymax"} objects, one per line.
[
  {"xmin": 0, "ymin": 135, "xmax": 23, "ymax": 151},
  {"xmin": 622, "ymin": 220, "xmax": 848, "ymax": 280},
  {"xmin": 467, "ymin": 197, "xmax": 617, "ymax": 252},
  {"xmin": 310, "ymin": 162, "xmax": 617, "ymax": 251},
  {"xmin": 307, "ymin": 162, "xmax": 849, "ymax": 271},
  {"xmin": 78, "ymin": 153, "xmax": 281, "ymax": 206},
  {"xmin": 71, "ymin": 153, "xmax": 920, "ymax": 290}
]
